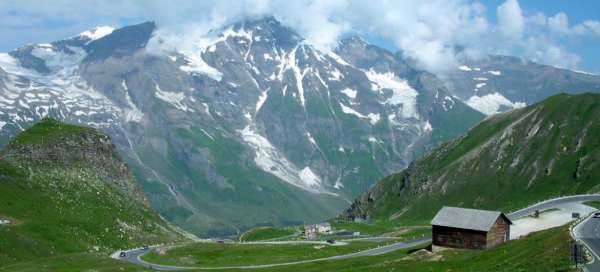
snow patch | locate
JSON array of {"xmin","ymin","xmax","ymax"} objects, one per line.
[
  {"xmin": 367, "ymin": 113, "xmax": 381, "ymax": 125},
  {"xmin": 154, "ymin": 83, "xmax": 193, "ymax": 112},
  {"xmin": 299, "ymin": 167, "xmax": 322, "ymax": 187},
  {"xmin": 466, "ymin": 92, "xmax": 526, "ymax": 115},
  {"xmin": 79, "ymin": 26, "xmax": 114, "ymax": 41},
  {"xmin": 340, "ymin": 103, "xmax": 366, "ymax": 119},
  {"xmin": 179, "ymin": 53, "xmax": 223, "ymax": 81},
  {"xmin": 422, "ymin": 121, "xmax": 432, "ymax": 132},
  {"xmin": 329, "ymin": 69, "xmax": 342, "ymax": 81},
  {"xmin": 122, "ymin": 81, "xmax": 144, "ymax": 122},
  {"xmin": 340, "ymin": 88, "xmax": 357, "ymax": 99},
  {"xmin": 365, "ymin": 69, "xmax": 419, "ymax": 119},
  {"xmin": 458, "ymin": 65, "xmax": 472, "ymax": 71},
  {"xmin": 277, "ymin": 47, "xmax": 307, "ymax": 107},
  {"xmin": 368, "ymin": 137, "xmax": 382, "ymax": 143},
  {"xmin": 334, "ymin": 179, "xmax": 343, "ymax": 189},
  {"xmin": 255, "ymin": 89, "xmax": 269, "ymax": 113},
  {"xmin": 326, "ymin": 51, "xmax": 350, "ymax": 66},
  {"xmin": 306, "ymin": 132, "xmax": 318, "ymax": 146},
  {"xmin": 239, "ymin": 126, "xmax": 335, "ymax": 195}
]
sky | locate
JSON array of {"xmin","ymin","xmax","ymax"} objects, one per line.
[{"xmin": 0, "ymin": 0, "xmax": 599, "ymax": 74}]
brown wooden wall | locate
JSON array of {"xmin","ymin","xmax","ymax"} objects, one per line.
[
  {"xmin": 432, "ymin": 216, "xmax": 511, "ymax": 250},
  {"xmin": 432, "ymin": 225, "xmax": 487, "ymax": 250},
  {"xmin": 486, "ymin": 216, "xmax": 510, "ymax": 248}
]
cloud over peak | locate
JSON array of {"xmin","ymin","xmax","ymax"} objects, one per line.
[{"xmin": 1, "ymin": 0, "xmax": 599, "ymax": 73}]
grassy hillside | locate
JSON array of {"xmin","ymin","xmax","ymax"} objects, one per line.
[
  {"xmin": 239, "ymin": 227, "xmax": 296, "ymax": 242},
  {"xmin": 0, "ymin": 118, "xmax": 184, "ymax": 266},
  {"xmin": 234, "ymin": 226, "xmax": 573, "ymax": 272},
  {"xmin": 342, "ymin": 93, "xmax": 600, "ymax": 224},
  {"xmin": 1, "ymin": 226, "xmax": 574, "ymax": 271},
  {"xmin": 0, "ymin": 254, "xmax": 148, "ymax": 272}
]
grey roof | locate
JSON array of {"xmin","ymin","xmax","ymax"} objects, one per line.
[{"xmin": 431, "ymin": 206, "xmax": 511, "ymax": 232}]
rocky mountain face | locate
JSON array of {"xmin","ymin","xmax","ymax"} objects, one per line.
[
  {"xmin": 341, "ymin": 93, "xmax": 600, "ymax": 224},
  {"xmin": 445, "ymin": 56, "xmax": 600, "ymax": 115},
  {"xmin": 0, "ymin": 17, "xmax": 597, "ymax": 235},
  {"xmin": 0, "ymin": 118, "xmax": 184, "ymax": 266}
]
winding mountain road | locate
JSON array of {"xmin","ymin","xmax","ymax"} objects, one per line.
[
  {"xmin": 113, "ymin": 194, "xmax": 600, "ymax": 270},
  {"xmin": 507, "ymin": 195, "xmax": 600, "ymax": 220},
  {"xmin": 113, "ymin": 237, "xmax": 431, "ymax": 271}
]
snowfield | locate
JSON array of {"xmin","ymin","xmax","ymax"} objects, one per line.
[
  {"xmin": 466, "ymin": 92, "xmax": 526, "ymax": 115},
  {"xmin": 365, "ymin": 69, "xmax": 419, "ymax": 119},
  {"xmin": 239, "ymin": 126, "xmax": 337, "ymax": 196}
]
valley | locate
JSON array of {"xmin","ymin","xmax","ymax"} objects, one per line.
[
  {"xmin": 1, "ymin": 17, "xmax": 598, "ymax": 236},
  {"xmin": 0, "ymin": 2, "xmax": 599, "ymax": 270}
]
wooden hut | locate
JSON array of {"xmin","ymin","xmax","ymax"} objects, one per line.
[{"xmin": 431, "ymin": 206, "xmax": 512, "ymax": 250}]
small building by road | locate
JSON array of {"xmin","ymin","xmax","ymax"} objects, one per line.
[
  {"xmin": 431, "ymin": 206, "xmax": 512, "ymax": 250},
  {"xmin": 304, "ymin": 222, "xmax": 332, "ymax": 239}
]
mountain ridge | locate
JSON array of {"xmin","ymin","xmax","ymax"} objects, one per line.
[
  {"xmin": 0, "ymin": 118, "xmax": 184, "ymax": 266},
  {"xmin": 341, "ymin": 92, "xmax": 600, "ymax": 223},
  {"xmin": 0, "ymin": 17, "xmax": 598, "ymax": 235}
]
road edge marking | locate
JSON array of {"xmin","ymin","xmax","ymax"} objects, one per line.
[{"xmin": 571, "ymin": 213, "xmax": 600, "ymax": 268}]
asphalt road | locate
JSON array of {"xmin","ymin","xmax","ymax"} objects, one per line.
[
  {"xmin": 574, "ymin": 213, "xmax": 600, "ymax": 272},
  {"xmin": 508, "ymin": 194, "xmax": 600, "ymax": 220},
  {"xmin": 113, "ymin": 237, "xmax": 432, "ymax": 270},
  {"xmin": 114, "ymin": 194, "xmax": 600, "ymax": 270}
]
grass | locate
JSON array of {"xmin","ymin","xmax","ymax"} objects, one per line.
[
  {"xmin": 583, "ymin": 201, "xmax": 600, "ymax": 210},
  {"xmin": 0, "ymin": 120, "xmax": 181, "ymax": 266},
  {"xmin": 5, "ymin": 118, "xmax": 92, "ymax": 147},
  {"xmin": 330, "ymin": 220, "xmax": 430, "ymax": 237},
  {"xmin": 346, "ymin": 93, "xmax": 600, "ymax": 226},
  {"xmin": 1, "ymin": 225, "xmax": 573, "ymax": 271},
  {"xmin": 0, "ymin": 253, "xmax": 149, "ymax": 272},
  {"xmin": 239, "ymin": 227, "xmax": 297, "ymax": 242},
  {"xmin": 215, "ymin": 225, "xmax": 574, "ymax": 272},
  {"xmin": 142, "ymin": 239, "xmax": 403, "ymax": 267}
]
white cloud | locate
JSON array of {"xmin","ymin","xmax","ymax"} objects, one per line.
[
  {"xmin": 1, "ymin": 0, "xmax": 599, "ymax": 73},
  {"xmin": 497, "ymin": 0, "xmax": 524, "ymax": 40},
  {"xmin": 547, "ymin": 12, "xmax": 570, "ymax": 35}
]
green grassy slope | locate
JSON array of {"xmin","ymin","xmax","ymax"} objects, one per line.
[
  {"xmin": 142, "ymin": 240, "xmax": 404, "ymax": 267},
  {"xmin": 239, "ymin": 227, "xmax": 296, "ymax": 242},
  {"xmin": 232, "ymin": 225, "xmax": 573, "ymax": 272},
  {"xmin": 2, "ymin": 226, "xmax": 574, "ymax": 272},
  {"xmin": 0, "ymin": 118, "xmax": 183, "ymax": 267},
  {"xmin": 342, "ymin": 93, "xmax": 600, "ymax": 224},
  {"xmin": 0, "ymin": 253, "xmax": 148, "ymax": 272}
]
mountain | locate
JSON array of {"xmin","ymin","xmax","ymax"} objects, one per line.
[
  {"xmin": 444, "ymin": 56, "xmax": 600, "ymax": 115},
  {"xmin": 0, "ymin": 16, "xmax": 598, "ymax": 235},
  {"xmin": 0, "ymin": 118, "xmax": 185, "ymax": 266},
  {"xmin": 341, "ymin": 93, "xmax": 600, "ymax": 223}
]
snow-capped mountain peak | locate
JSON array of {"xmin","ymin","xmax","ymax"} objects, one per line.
[
  {"xmin": 79, "ymin": 26, "xmax": 115, "ymax": 41},
  {"xmin": 1, "ymin": 17, "xmax": 598, "ymax": 235}
]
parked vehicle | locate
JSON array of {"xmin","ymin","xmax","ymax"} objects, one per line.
[
  {"xmin": 593, "ymin": 212, "xmax": 600, "ymax": 218},
  {"xmin": 119, "ymin": 251, "xmax": 127, "ymax": 258}
]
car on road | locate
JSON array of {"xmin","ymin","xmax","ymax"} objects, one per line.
[
  {"xmin": 142, "ymin": 245, "xmax": 149, "ymax": 250},
  {"xmin": 119, "ymin": 251, "xmax": 127, "ymax": 258},
  {"xmin": 326, "ymin": 239, "xmax": 335, "ymax": 244},
  {"xmin": 217, "ymin": 240, "xmax": 225, "ymax": 244},
  {"xmin": 593, "ymin": 212, "xmax": 600, "ymax": 218}
]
